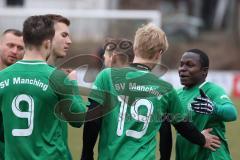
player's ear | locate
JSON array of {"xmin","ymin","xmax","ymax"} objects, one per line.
[
  {"xmin": 43, "ymin": 39, "xmax": 51, "ymax": 50},
  {"xmin": 202, "ymin": 67, "xmax": 208, "ymax": 77},
  {"xmin": 159, "ymin": 49, "xmax": 163, "ymax": 55},
  {"xmin": 110, "ymin": 53, "xmax": 118, "ymax": 66},
  {"xmin": 154, "ymin": 50, "xmax": 162, "ymax": 60}
]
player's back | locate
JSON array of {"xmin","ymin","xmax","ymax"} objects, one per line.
[
  {"xmin": 91, "ymin": 67, "xmax": 183, "ymax": 160},
  {"xmin": 0, "ymin": 60, "xmax": 71, "ymax": 160}
]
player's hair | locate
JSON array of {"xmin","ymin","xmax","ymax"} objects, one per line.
[
  {"xmin": 2, "ymin": 29, "xmax": 22, "ymax": 37},
  {"xmin": 104, "ymin": 37, "xmax": 134, "ymax": 63},
  {"xmin": 96, "ymin": 47, "xmax": 105, "ymax": 60},
  {"xmin": 23, "ymin": 15, "xmax": 55, "ymax": 49},
  {"xmin": 45, "ymin": 14, "xmax": 70, "ymax": 26},
  {"xmin": 186, "ymin": 49, "xmax": 209, "ymax": 68},
  {"xmin": 134, "ymin": 23, "xmax": 169, "ymax": 59}
]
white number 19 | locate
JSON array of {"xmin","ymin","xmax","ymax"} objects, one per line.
[{"xmin": 117, "ymin": 96, "xmax": 153, "ymax": 139}]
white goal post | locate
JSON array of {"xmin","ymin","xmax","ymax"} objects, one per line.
[
  {"xmin": 0, "ymin": 8, "xmax": 161, "ymax": 26},
  {"xmin": 0, "ymin": 8, "xmax": 161, "ymax": 42}
]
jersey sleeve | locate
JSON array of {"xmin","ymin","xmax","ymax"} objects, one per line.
[
  {"xmin": 89, "ymin": 69, "xmax": 106, "ymax": 105},
  {"xmin": 49, "ymin": 69, "xmax": 86, "ymax": 126},
  {"xmin": 88, "ymin": 68, "xmax": 116, "ymax": 106},
  {"xmin": 67, "ymin": 80, "xmax": 87, "ymax": 112},
  {"xmin": 205, "ymin": 83, "xmax": 233, "ymax": 105},
  {"xmin": 203, "ymin": 83, "xmax": 237, "ymax": 121}
]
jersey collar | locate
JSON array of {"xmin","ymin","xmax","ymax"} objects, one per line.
[
  {"xmin": 130, "ymin": 63, "xmax": 151, "ymax": 71},
  {"xmin": 17, "ymin": 60, "xmax": 47, "ymax": 65}
]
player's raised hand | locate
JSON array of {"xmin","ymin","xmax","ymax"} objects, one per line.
[
  {"xmin": 202, "ymin": 128, "xmax": 221, "ymax": 151},
  {"xmin": 60, "ymin": 68, "xmax": 77, "ymax": 80},
  {"xmin": 191, "ymin": 89, "xmax": 214, "ymax": 114},
  {"xmin": 68, "ymin": 70, "xmax": 77, "ymax": 80}
]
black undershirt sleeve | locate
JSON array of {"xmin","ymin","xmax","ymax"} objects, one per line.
[
  {"xmin": 81, "ymin": 99, "xmax": 102, "ymax": 160},
  {"xmin": 173, "ymin": 121, "xmax": 206, "ymax": 146},
  {"xmin": 159, "ymin": 120, "xmax": 172, "ymax": 160}
]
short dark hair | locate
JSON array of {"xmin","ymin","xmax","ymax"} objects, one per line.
[
  {"xmin": 45, "ymin": 14, "xmax": 70, "ymax": 26},
  {"xmin": 104, "ymin": 37, "xmax": 134, "ymax": 62},
  {"xmin": 97, "ymin": 47, "xmax": 105, "ymax": 60},
  {"xmin": 186, "ymin": 49, "xmax": 209, "ymax": 68},
  {"xmin": 23, "ymin": 15, "xmax": 55, "ymax": 48},
  {"xmin": 2, "ymin": 29, "xmax": 22, "ymax": 37}
]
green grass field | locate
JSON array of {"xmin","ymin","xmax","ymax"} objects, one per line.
[{"xmin": 68, "ymin": 97, "xmax": 240, "ymax": 160}]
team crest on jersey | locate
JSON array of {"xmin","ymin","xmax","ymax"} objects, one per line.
[{"xmin": 220, "ymin": 95, "xmax": 230, "ymax": 100}]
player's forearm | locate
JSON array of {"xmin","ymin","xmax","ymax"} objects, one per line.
[
  {"xmin": 81, "ymin": 118, "xmax": 101, "ymax": 160},
  {"xmin": 214, "ymin": 102, "xmax": 237, "ymax": 122},
  {"xmin": 81, "ymin": 98, "xmax": 102, "ymax": 160},
  {"xmin": 173, "ymin": 121, "xmax": 205, "ymax": 146},
  {"xmin": 53, "ymin": 75, "xmax": 87, "ymax": 128},
  {"xmin": 68, "ymin": 95, "xmax": 87, "ymax": 127},
  {"xmin": 159, "ymin": 120, "xmax": 172, "ymax": 160}
]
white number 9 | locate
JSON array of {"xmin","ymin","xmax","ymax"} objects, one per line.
[
  {"xmin": 126, "ymin": 99, "xmax": 153, "ymax": 139},
  {"xmin": 12, "ymin": 94, "xmax": 34, "ymax": 136}
]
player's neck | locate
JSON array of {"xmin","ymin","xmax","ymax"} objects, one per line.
[
  {"xmin": 184, "ymin": 80, "xmax": 206, "ymax": 89},
  {"xmin": 132, "ymin": 56, "xmax": 158, "ymax": 70},
  {"xmin": 47, "ymin": 54, "xmax": 57, "ymax": 66},
  {"xmin": 23, "ymin": 50, "xmax": 47, "ymax": 61},
  {"xmin": 0, "ymin": 61, "xmax": 7, "ymax": 70}
]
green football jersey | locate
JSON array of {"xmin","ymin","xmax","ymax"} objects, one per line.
[
  {"xmin": 0, "ymin": 60, "xmax": 86, "ymax": 160},
  {"xmin": 90, "ymin": 67, "xmax": 185, "ymax": 160},
  {"xmin": 176, "ymin": 81, "xmax": 233, "ymax": 160},
  {"xmin": 0, "ymin": 113, "xmax": 4, "ymax": 160}
]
